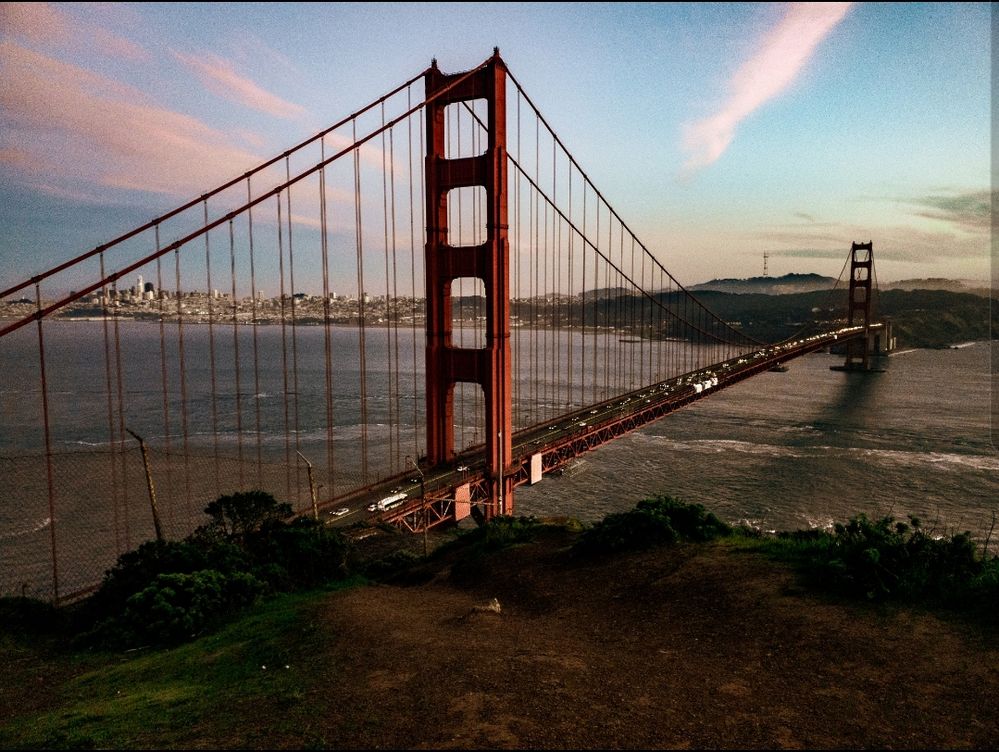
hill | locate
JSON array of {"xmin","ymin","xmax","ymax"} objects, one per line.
[
  {"xmin": 2, "ymin": 525, "xmax": 995, "ymax": 749},
  {"xmin": 881, "ymin": 278, "xmax": 991, "ymax": 296},
  {"xmin": 689, "ymin": 273, "xmax": 838, "ymax": 295}
]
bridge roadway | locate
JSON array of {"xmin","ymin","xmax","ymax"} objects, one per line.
[{"xmin": 321, "ymin": 325, "xmax": 872, "ymax": 532}]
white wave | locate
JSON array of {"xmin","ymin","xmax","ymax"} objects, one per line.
[
  {"xmin": 0, "ymin": 517, "xmax": 52, "ymax": 540},
  {"xmin": 733, "ymin": 518, "xmax": 777, "ymax": 534},
  {"xmin": 852, "ymin": 447, "xmax": 999, "ymax": 472},
  {"xmin": 804, "ymin": 516, "xmax": 835, "ymax": 531},
  {"xmin": 889, "ymin": 349, "xmax": 919, "ymax": 357},
  {"xmin": 637, "ymin": 435, "xmax": 800, "ymax": 459}
]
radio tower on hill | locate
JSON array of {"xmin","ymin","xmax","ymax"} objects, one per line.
[{"xmin": 763, "ymin": 251, "xmax": 769, "ymax": 277}]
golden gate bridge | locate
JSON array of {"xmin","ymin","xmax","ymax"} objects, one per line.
[{"xmin": 0, "ymin": 51, "xmax": 890, "ymax": 601}]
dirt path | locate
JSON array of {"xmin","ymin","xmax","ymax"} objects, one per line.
[{"xmin": 298, "ymin": 534, "xmax": 998, "ymax": 749}]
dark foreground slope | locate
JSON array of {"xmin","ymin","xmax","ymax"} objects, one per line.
[{"xmin": 3, "ymin": 527, "xmax": 996, "ymax": 749}]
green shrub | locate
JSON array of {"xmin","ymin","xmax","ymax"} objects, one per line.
[
  {"xmin": 78, "ymin": 538, "xmax": 249, "ymax": 629},
  {"xmin": 363, "ymin": 549, "xmax": 424, "ymax": 580},
  {"xmin": 817, "ymin": 515, "xmax": 981, "ymax": 601},
  {"xmin": 432, "ymin": 515, "xmax": 542, "ymax": 560},
  {"xmin": 572, "ymin": 495, "xmax": 730, "ymax": 558},
  {"xmin": 767, "ymin": 514, "xmax": 998, "ymax": 617},
  {"xmin": 86, "ymin": 569, "xmax": 264, "ymax": 647},
  {"xmin": 243, "ymin": 517, "xmax": 350, "ymax": 590},
  {"xmin": 73, "ymin": 491, "xmax": 353, "ymax": 649}
]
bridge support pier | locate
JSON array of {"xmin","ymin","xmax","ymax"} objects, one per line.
[{"xmin": 424, "ymin": 51, "xmax": 513, "ymax": 520}]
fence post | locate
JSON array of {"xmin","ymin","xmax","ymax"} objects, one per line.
[
  {"xmin": 126, "ymin": 428, "xmax": 163, "ymax": 542},
  {"xmin": 296, "ymin": 451, "xmax": 319, "ymax": 520}
]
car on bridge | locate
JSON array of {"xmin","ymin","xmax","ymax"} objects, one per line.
[{"xmin": 368, "ymin": 492, "xmax": 407, "ymax": 513}]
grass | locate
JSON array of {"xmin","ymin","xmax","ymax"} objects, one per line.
[
  {"xmin": 0, "ymin": 578, "xmax": 363, "ymax": 750},
  {"xmin": 3, "ymin": 502, "xmax": 994, "ymax": 748}
]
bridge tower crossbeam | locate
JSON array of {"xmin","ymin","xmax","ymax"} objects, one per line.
[{"xmin": 423, "ymin": 50, "xmax": 513, "ymax": 519}]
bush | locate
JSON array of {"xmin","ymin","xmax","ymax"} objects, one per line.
[
  {"xmin": 86, "ymin": 569, "xmax": 264, "ymax": 647},
  {"xmin": 74, "ymin": 491, "xmax": 353, "ymax": 649},
  {"xmin": 78, "ymin": 538, "xmax": 249, "ymax": 629},
  {"xmin": 572, "ymin": 495, "xmax": 730, "ymax": 558},
  {"xmin": 817, "ymin": 515, "xmax": 982, "ymax": 601},
  {"xmin": 243, "ymin": 517, "xmax": 350, "ymax": 590},
  {"xmin": 363, "ymin": 549, "xmax": 424, "ymax": 581},
  {"xmin": 432, "ymin": 515, "xmax": 542, "ymax": 560},
  {"xmin": 767, "ymin": 514, "xmax": 999, "ymax": 617}
]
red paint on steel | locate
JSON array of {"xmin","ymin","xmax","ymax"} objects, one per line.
[{"xmin": 424, "ymin": 51, "xmax": 513, "ymax": 518}]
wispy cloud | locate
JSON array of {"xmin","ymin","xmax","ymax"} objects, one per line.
[
  {"xmin": 759, "ymin": 223, "xmax": 988, "ymax": 265},
  {"xmin": 174, "ymin": 51, "xmax": 306, "ymax": 120},
  {"xmin": 681, "ymin": 2, "xmax": 852, "ymax": 175},
  {"xmin": 0, "ymin": 2, "xmax": 149, "ymax": 62},
  {"xmin": 903, "ymin": 191, "xmax": 991, "ymax": 233},
  {"xmin": 0, "ymin": 41, "xmax": 263, "ymax": 198}
]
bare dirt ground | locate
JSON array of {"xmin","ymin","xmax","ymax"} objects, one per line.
[{"xmin": 304, "ymin": 529, "xmax": 999, "ymax": 749}]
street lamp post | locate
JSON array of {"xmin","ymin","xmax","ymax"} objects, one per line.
[{"xmin": 406, "ymin": 456, "xmax": 427, "ymax": 556}]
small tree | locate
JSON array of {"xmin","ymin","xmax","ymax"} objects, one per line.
[{"xmin": 203, "ymin": 491, "xmax": 293, "ymax": 539}]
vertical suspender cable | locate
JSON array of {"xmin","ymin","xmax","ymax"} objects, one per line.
[
  {"xmin": 203, "ymin": 200, "xmax": 221, "ymax": 496},
  {"xmin": 35, "ymin": 284, "xmax": 59, "ymax": 601},
  {"xmin": 417, "ymin": 91, "xmax": 426, "ymax": 457},
  {"xmin": 285, "ymin": 157, "xmax": 302, "ymax": 503},
  {"xmin": 514, "ymin": 89, "xmax": 522, "ymax": 430},
  {"xmin": 389, "ymin": 127, "xmax": 403, "ymax": 469},
  {"xmin": 111, "ymin": 283, "xmax": 130, "ymax": 546},
  {"xmin": 277, "ymin": 192, "xmax": 292, "ymax": 500},
  {"xmin": 228, "ymin": 219, "xmax": 244, "ymax": 488},
  {"xmin": 319, "ymin": 138, "xmax": 336, "ymax": 499},
  {"xmin": 100, "ymin": 253, "xmax": 121, "ymax": 553},
  {"xmin": 153, "ymin": 231, "xmax": 173, "ymax": 532},
  {"xmin": 580, "ymin": 180, "xmax": 586, "ymax": 409},
  {"xmin": 566, "ymin": 161, "xmax": 573, "ymax": 408},
  {"xmin": 408, "ymin": 87, "xmax": 419, "ymax": 459},
  {"xmin": 246, "ymin": 177, "xmax": 263, "ymax": 489},
  {"xmin": 381, "ymin": 103, "xmax": 395, "ymax": 471},
  {"xmin": 174, "ymin": 248, "xmax": 191, "ymax": 516},
  {"xmin": 353, "ymin": 121, "xmax": 370, "ymax": 485}
]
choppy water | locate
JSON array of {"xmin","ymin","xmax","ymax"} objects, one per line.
[
  {"xmin": 1, "ymin": 321, "xmax": 996, "ymax": 598},
  {"xmin": 518, "ymin": 343, "xmax": 998, "ymax": 538}
]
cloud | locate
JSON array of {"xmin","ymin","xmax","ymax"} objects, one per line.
[
  {"xmin": 174, "ymin": 51, "xmax": 306, "ymax": 120},
  {"xmin": 902, "ymin": 191, "xmax": 991, "ymax": 233},
  {"xmin": 0, "ymin": 2, "xmax": 148, "ymax": 62},
  {"xmin": 681, "ymin": 2, "xmax": 852, "ymax": 175},
  {"xmin": 759, "ymin": 223, "xmax": 987, "ymax": 265},
  {"xmin": 0, "ymin": 41, "xmax": 263, "ymax": 199},
  {"xmin": 792, "ymin": 211, "xmax": 817, "ymax": 223}
]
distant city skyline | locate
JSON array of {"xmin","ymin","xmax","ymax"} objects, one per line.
[{"xmin": 0, "ymin": 2, "xmax": 991, "ymax": 296}]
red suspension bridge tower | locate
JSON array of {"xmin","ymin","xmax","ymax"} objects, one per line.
[{"xmin": 423, "ymin": 50, "xmax": 513, "ymax": 518}]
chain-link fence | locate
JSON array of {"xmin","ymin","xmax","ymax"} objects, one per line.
[{"xmin": 0, "ymin": 445, "xmax": 372, "ymax": 603}]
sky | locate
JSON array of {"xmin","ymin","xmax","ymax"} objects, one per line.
[{"xmin": 0, "ymin": 2, "xmax": 992, "ymax": 297}]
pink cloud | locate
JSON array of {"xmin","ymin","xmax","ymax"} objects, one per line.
[
  {"xmin": 174, "ymin": 51, "xmax": 306, "ymax": 120},
  {"xmin": 0, "ymin": 41, "xmax": 263, "ymax": 198},
  {"xmin": 0, "ymin": 2, "xmax": 148, "ymax": 62},
  {"xmin": 682, "ymin": 2, "xmax": 852, "ymax": 175}
]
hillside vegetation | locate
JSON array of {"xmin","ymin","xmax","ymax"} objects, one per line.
[{"xmin": 1, "ymin": 496, "xmax": 996, "ymax": 749}]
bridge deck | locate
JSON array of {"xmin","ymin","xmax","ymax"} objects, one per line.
[{"xmin": 324, "ymin": 325, "xmax": 872, "ymax": 531}]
